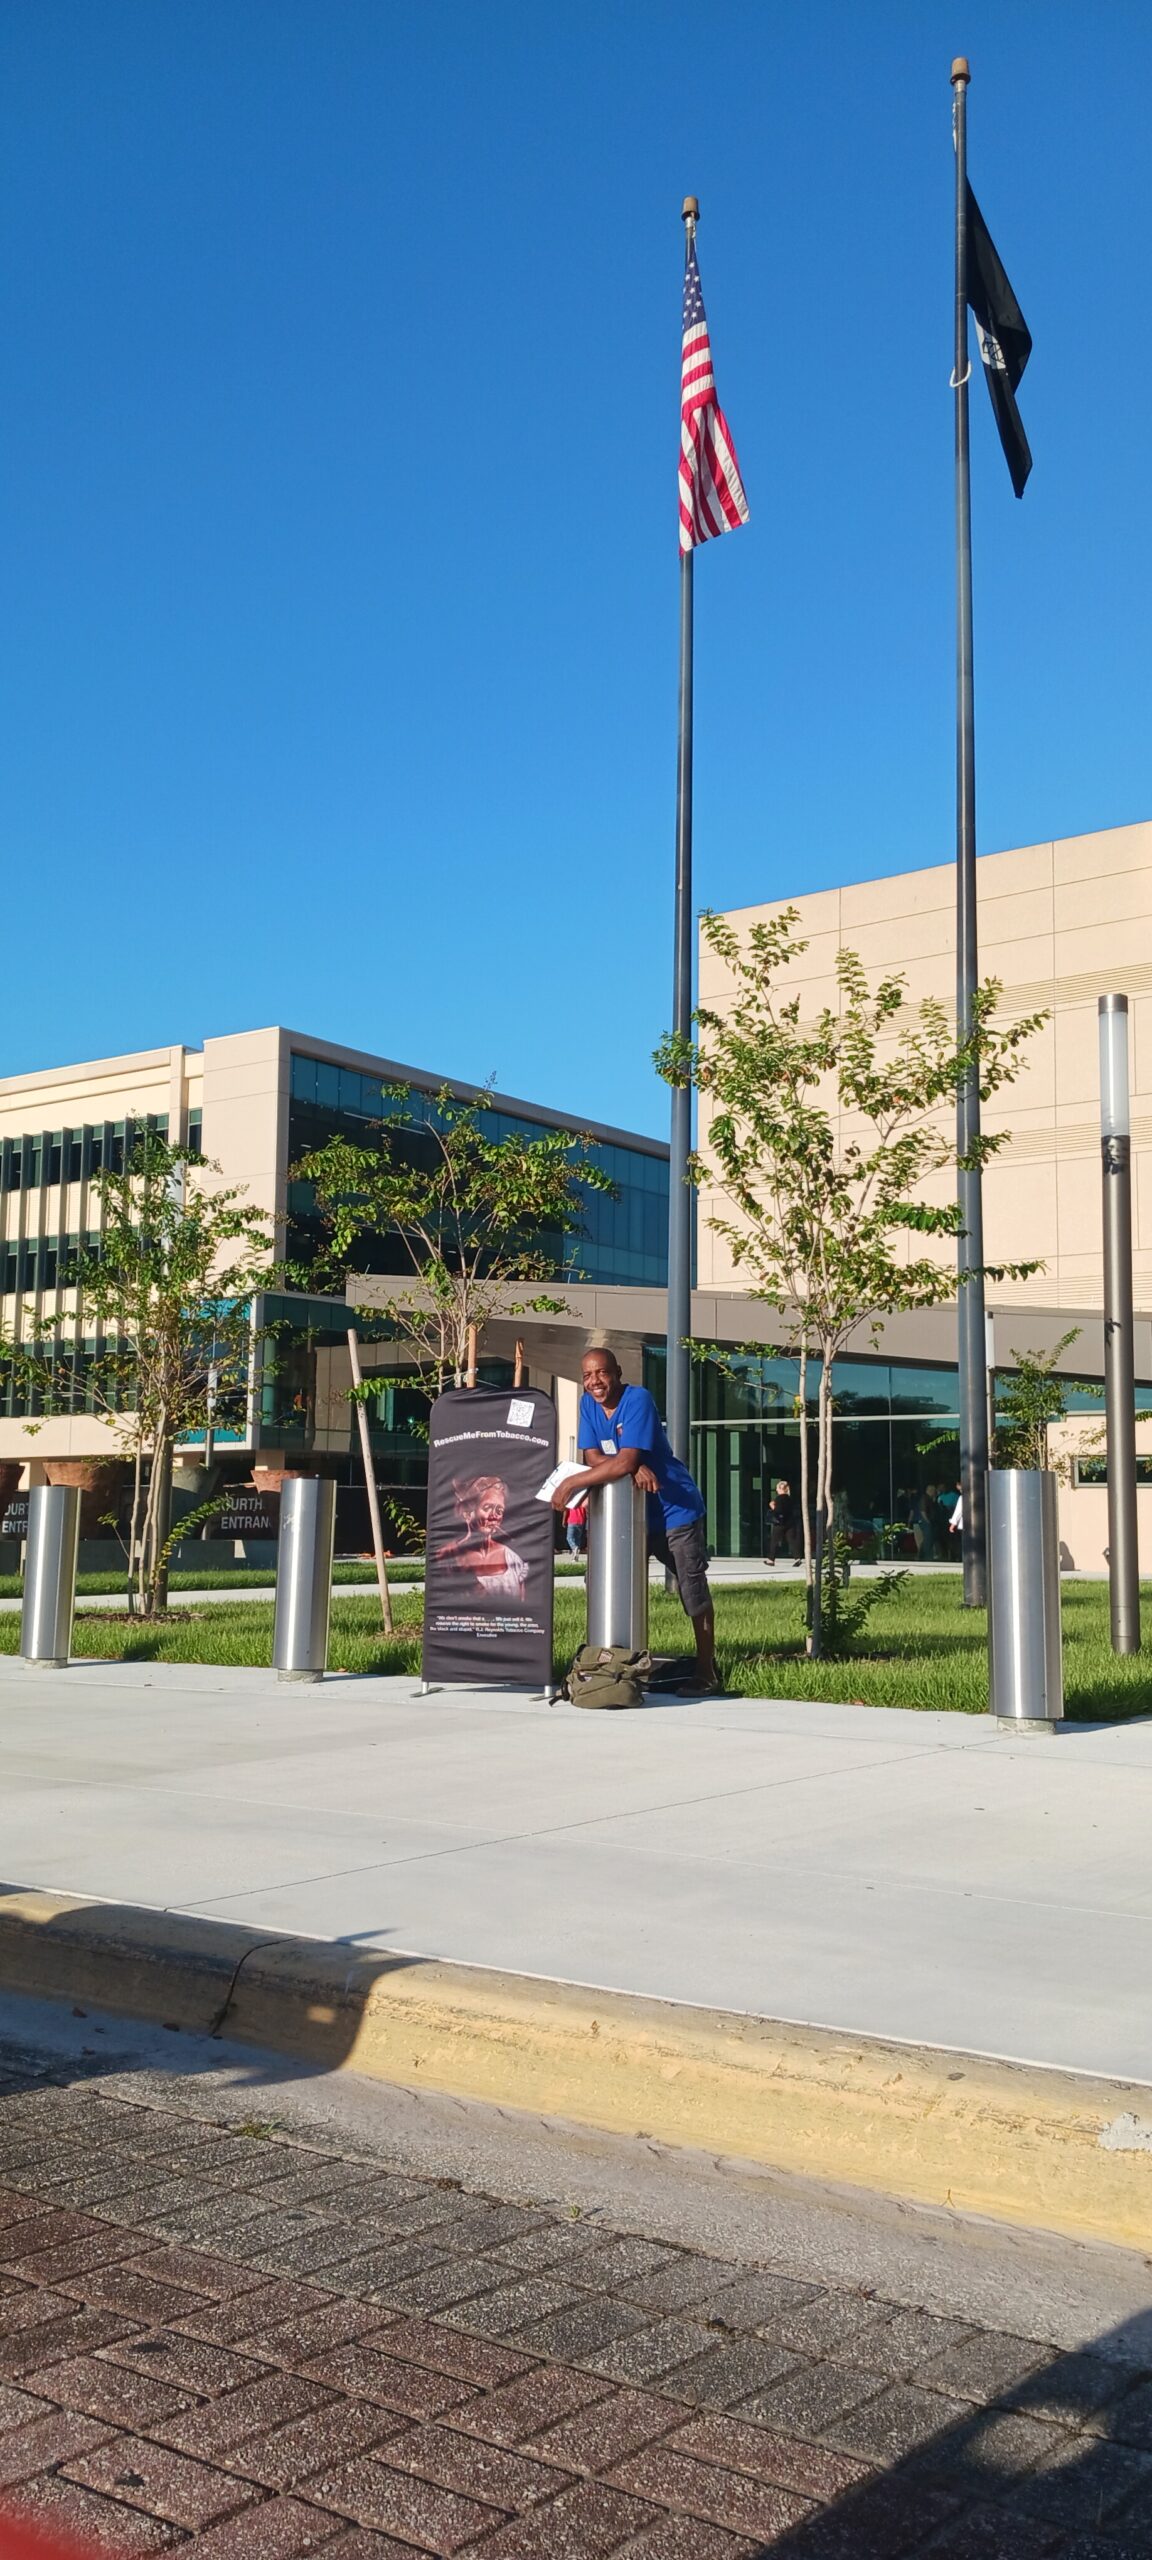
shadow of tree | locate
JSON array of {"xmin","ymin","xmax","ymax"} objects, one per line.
[
  {"xmin": 1, "ymin": 2027, "xmax": 1151, "ymax": 2550},
  {"xmin": 741, "ymin": 2308, "xmax": 1152, "ymax": 2555}
]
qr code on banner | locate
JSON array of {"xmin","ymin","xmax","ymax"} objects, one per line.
[{"xmin": 507, "ymin": 1399, "xmax": 535, "ymax": 1427}]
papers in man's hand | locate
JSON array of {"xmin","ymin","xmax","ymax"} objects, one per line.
[{"xmin": 535, "ymin": 1461, "xmax": 588, "ymax": 1505}]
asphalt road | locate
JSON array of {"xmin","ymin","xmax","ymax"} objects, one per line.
[{"xmin": 0, "ymin": 1992, "xmax": 1149, "ymax": 2555}]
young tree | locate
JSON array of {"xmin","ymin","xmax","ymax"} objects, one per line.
[
  {"xmin": 990, "ymin": 1329, "xmax": 1103, "ymax": 1478},
  {"xmin": 291, "ymin": 1085, "xmax": 616, "ymax": 1459},
  {"xmin": 656, "ymin": 908, "xmax": 1044, "ymax": 1656},
  {"xmin": 1, "ymin": 1132, "xmax": 274, "ymax": 1618}
]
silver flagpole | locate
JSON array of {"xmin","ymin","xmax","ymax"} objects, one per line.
[{"xmin": 666, "ymin": 196, "xmax": 697, "ymax": 1467}]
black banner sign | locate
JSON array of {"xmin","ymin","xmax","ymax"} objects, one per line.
[{"xmin": 422, "ymin": 1385, "xmax": 557, "ymax": 1689}]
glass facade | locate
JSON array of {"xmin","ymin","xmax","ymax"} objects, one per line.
[
  {"xmin": 257, "ymin": 1289, "xmax": 514, "ymax": 1532},
  {"xmin": 286, "ymin": 1051, "xmax": 668, "ymax": 1289},
  {"xmin": 0, "ymin": 1111, "xmax": 196, "ymax": 1429},
  {"xmin": 689, "ymin": 1352, "xmax": 962, "ymax": 1559},
  {"xmin": 0, "ymin": 1116, "xmax": 169, "ymax": 1201},
  {"xmin": 675, "ymin": 1347, "xmax": 1152, "ymax": 1557}
]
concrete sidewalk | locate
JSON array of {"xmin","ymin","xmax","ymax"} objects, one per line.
[{"xmin": 0, "ymin": 1654, "xmax": 1150, "ymax": 2085}]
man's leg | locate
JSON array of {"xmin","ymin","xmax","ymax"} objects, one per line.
[
  {"xmin": 689, "ymin": 1599, "xmax": 716, "ymax": 1684},
  {"xmin": 669, "ymin": 1523, "xmax": 717, "ymax": 1688}
]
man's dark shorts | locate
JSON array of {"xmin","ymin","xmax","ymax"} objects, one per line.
[{"xmin": 649, "ymin": 1516, "xmax": 711, "ymax": 1618}]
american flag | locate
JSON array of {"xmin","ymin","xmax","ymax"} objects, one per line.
[{"xmin": 679, "ymin": 239, "xmax": 749, "ymax": 554}]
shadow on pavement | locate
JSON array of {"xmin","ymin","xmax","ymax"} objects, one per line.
[
  {"xmin": 0, "ymin": 1885, "xmax": 426, "ymax": 2080},
  {"xmin": 754, "ymin": 2306, "xmax": 1152, "ymax": 2556},
  {"xmin": 2, "ymin": 2037, "xmax": 1152, "ymax": 2548}
]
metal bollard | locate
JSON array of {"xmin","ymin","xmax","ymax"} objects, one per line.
[
  {"xmin": 988, "ymin": 1470, "xmax": 1064, "ymax": 1732},
  {"xmin": 21, "ymin": 1484, "xmax": 81, "ymax": 1667},
  {"xmin": 587, "ymin": 1477, "xmax": 649, "ymax": 1653},
  {"xmin": 273, "ymin": 1477, "xmax": 336, "ymax": 1682}
]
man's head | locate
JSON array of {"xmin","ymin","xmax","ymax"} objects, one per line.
[{"xmin": 582, "ymin": 1346, "xmax": 622, "ymax": 1406}]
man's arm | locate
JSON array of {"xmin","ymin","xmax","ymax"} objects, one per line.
[{"xmin": 551, "ymin": 1447, "xmax": 655, "ymax": 1509}]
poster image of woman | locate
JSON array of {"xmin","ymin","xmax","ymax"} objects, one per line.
[{"xmin": 436, "ymin": 1474, "xmax": 530, "ymax": 1600}]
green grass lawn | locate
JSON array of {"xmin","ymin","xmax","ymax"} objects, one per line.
[
  {"xmin": 0, "ymin": 1559, "xmax": 587, "ymax": 1598},
  {"xmin": 1, "ymin": 1574, "xmax": 1149, "ymax": 1718}
]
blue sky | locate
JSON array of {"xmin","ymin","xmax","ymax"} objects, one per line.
[{"xmin": 2, "ymin": 1, "xmax": 1150, "ymax": 1137}]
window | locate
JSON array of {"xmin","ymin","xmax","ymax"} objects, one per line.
[
  {"xmin": 286, "ymin": 1053, "xmax": 671, "ymax": 1290},
  {"xmin": 1074, "ymin": 1455, "xmax": 1152, "ymax": 1487}
]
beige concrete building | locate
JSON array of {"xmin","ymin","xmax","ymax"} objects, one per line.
[
  {"xmin": 699, "ymin": 818, "xmax": 1152, "ymax": 1313},
  {"xmin": 695, "ymin": 820, "xmax": 1152, "ymax": 1565},
  {"xmin": 4, "ymin": 826, "xmax": 1150, "ymax": 1567},
  {"xmin": 0, "ymin": 1025, "xmax": 669, "ymax": 1553}
]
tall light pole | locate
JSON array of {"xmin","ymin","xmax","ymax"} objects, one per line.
[{"xmin": 1100, "ymin": 994, "xmax": 1140, "ymax": 1653}]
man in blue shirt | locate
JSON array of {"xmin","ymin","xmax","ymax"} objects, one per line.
[{"xmin": 553, "ymin": 1344, "xmax": 716, "ymax": 1691}]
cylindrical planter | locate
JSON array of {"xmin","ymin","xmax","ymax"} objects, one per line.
[
  {"xmin": 250, "ymin": 1463, "xmax": 334, "ymax": 1495},
  {"xmin": 272, "ymin": 1477, "xmax": 336, "ymax": 1683},
  {"xmin": 43, "ymin": 1458, "xmax": 125, "ymax": 1540},
  {"xmin": 988, "ymin": 1469, "xmax": 1064, "ymax": 1731},
  {"xmin": 21, "ymin": 1485, "xmax": 81, "ymax": 1667},
  {"xmin": 587, "ymin": 1478, "xmax": 649, "ymax": 1654}
]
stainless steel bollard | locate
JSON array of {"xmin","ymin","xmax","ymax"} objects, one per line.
[
  {"xmin": 587, "ymin": 1477, "xmax": 648, "ymax": 1652},
  {"xmin": 21, "ymin": 1484, "xmax": 81, "ymax": 1667},
  {"xmin": 273, "ymin": 1477, "xmax": 336, "ymax": 1682},
  {"xmin": 988, "ymin": 1469, "xmax": 1064, "ymax": 1731}
]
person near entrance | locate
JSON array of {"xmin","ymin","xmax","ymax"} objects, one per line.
[{"xmin": 551, "ymin": 1345, "xmax": 717, "ymax": 1693}]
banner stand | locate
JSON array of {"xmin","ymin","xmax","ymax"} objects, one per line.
[
  {"xmin": 418, "ymin": 1676, "xmax": 559, "ymax": 1701},
  {"xmin": 420, "ymin": 1385, "xmax": 559, "ymax": 1700}
]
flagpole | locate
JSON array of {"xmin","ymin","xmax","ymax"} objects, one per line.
[
  {"xmin": 952, "ymin": 56, "xmax": 988, "ymax": 1609},
  {"xmin": 666, "ymin": 196, "xmax": 697, "ymax": 1467}
]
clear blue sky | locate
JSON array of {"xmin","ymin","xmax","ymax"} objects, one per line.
[{"xmin": 2, "ymin": 1, "xmax": 1149, "ymax": 1138}]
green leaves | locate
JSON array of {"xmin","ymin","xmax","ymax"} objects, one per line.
[
  {"xmin": 994, "ymin": 1328, "xmax": 1084, "ymax": 1474},
  {"xmin": 0, "ymin": 1129, "xmax": 279, "ymax": 1621},
  {"xmin": 654, "ymin": 910, "xmax": 1045, "ymax": 1655},
  {"xmin": 292, "ymin": 1082, "xmax": 617, "ymax": 1394}
]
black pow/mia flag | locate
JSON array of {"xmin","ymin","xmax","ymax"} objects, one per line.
[{"xmin": 967, "ymin": 184, "xmax": 1032, "ymax": 497}]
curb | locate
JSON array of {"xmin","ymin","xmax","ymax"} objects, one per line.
[{"xmin": 1, "ymin": 1885, "xmax": 1150, "ymax": 2252}]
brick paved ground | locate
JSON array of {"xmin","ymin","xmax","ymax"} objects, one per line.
[{"xmin": 0, "ymin": 2056, "xmax": 1148, "ymax": 2557}]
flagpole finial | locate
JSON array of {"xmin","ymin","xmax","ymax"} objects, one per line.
[
  {"xmin": 681, "ymin": 196, "xmax": 699, "ymax": 226},
  {"xmin": 950, "ymin": 57, "xmax": 970, "ymax": 84}
]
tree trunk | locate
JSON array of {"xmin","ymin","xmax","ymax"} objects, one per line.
[
  {"xmin": 816, "ymin": 1353, "xmax": 836, "ymax": 1655},
  {"xmin": 127, "ymin": 1443, "xmax": 145, "ymax": 1617},
  {"xmin": 799, "ymin": 1344, "xmax": 818, "ymax": 1656},
  {"xmin": 141, "ymin": 1431, "xmax": 174, "ymax": 1619},
  {"xmin": 806, "ymin": 1347, "xmax": 834, "ymax": 1661}
]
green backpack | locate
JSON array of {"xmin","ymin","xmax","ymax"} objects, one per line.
[{"xmin": 565, "ymin": 1644, "xmax": 651, "ymax": 1710}]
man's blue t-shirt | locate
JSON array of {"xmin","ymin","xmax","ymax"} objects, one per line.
[{"xmin": 578, "ymin": 1383, "xmax": 705, "ymax": 1535}]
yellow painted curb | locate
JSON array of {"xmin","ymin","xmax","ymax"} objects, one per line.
[{"xmin": 1, "ymin": 1886, "xmax": 1150, "ymax": 2252}]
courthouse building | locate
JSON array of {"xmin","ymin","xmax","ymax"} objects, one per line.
[
  {"xmin": 0, "ymin": 1026, "xmax": 669, "ymax": 1553},
  {"xmin": 689, "ymin": 817, "xmax": 1152, "ymax": 1567},
  {"xmin": 3, "ymin": 818, "xmax": 1152, "ymax": 1565}
]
